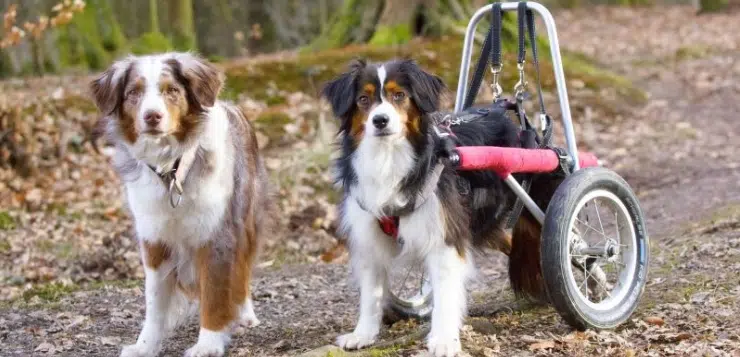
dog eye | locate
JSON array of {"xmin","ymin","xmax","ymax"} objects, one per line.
[
  {"xmin": 126, "ymin": 89, "xmax": 140, "ymax": 98},
  {"xmin": 357, "ymin": 95, "xmax": 369, "ymax": 106},
  {"xmin": 392, "ymin": 92, "xmax": 405, "ymax": 101},
  {"xmin": 166, "ymin": 87, "xmax": 179, "ymax": 95}
]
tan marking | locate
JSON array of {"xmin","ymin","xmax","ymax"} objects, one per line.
[
  {"xmin": 363, "ymin": 83, "xmax": 376, "ymax": 95},
  {"xmin": 384, "ymin": 80, "xmax": 399, "ymax": 93},
  {"xmin": 120, "ymin": 73, "xmax": 144, "ymax": 143},
  {"xmin": 142, "ymin": 241, "xmax": 171, "ymax": 269},
  {"xmin": 197, "ymin": 242, "xmax": 237, "ymax": 331},
  {"xmin": 509, "ymin": 213, "xmax": 546, "ymax": 301}
]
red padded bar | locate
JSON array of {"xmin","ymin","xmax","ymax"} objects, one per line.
[{"xmin": 456, "ymin": 146, "xmax": 600, "ymax": 177}]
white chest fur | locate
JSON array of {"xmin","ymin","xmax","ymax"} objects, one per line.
[
  {"xmin": 351, "ymin": 136, "xmax": 416, "ymax": 216},
  {"xmin": 122, "ymin": 104, "xmax": 235, "ymax": 248}
]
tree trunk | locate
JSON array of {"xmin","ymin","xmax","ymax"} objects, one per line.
[
  {"xmin": 99, "ymin": 0, "xmax": 127, "ymax": 54},
  {"xmin": 307, "ymin": 0, "xmax": 384, "ymax": 50},
  {"xmin": 369, "ymin": 0, "xmax": 424, "ymax": 45},
  {"xmin": 149, "ymin": 0, "xmax": 161, "ymax": 33},
  {"xmin": 170, "ymin": 0, "xmax": 196, "ymax": 51}
]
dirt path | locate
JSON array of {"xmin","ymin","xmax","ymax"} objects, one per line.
[{"xmin": 2, "ymin": 5, "xmax": 740, "ymax": 357}]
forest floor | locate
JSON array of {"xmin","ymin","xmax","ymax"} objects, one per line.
[{"xmin": 1, "ymin": 5, "xmax": 740, "ymax": 357}]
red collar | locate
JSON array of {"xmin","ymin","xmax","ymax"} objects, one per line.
[{"xmin": 378, "ymin": 216, "xmax": 400, "ymax": 240}]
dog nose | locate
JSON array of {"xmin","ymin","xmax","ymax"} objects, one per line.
[
  {"xmin": 144, "ymin": 110, "xmax": 163, "ymax": 127},
  {"xmin": 372, "ymin": 114, "xmax": 389, "ymax": 129}
]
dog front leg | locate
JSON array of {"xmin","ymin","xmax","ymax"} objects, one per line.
[
  {"xmin": 121, "ymin": 242, "xmax": 176, "ymax": 357},
  {"xmin": 336, "ymin": 253, "xmax": 388, "ymax": 350},
  {"xmin": 425, "ymin": 246, "xmax": 470, "ymax": 357},
  {"xmin": 184, "ymin": 242, "xmax": 235, "ymax": 357}
]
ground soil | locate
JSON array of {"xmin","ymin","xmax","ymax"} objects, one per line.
[{"xmin": 1, "ymin": 5, "xmax": 739, "ymax": 357}]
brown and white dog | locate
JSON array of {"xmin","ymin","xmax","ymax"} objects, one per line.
[{"xmin": 90, "ymin": 52, "xmax": 271, "ymax": 357}]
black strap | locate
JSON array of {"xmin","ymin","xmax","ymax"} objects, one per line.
[
  {"xmin": 463, "ymin": 1, "xmax": 502, "ymax": 110},
  {"xmin": 517, "ymin": 2, "xmax": 527, "ymax": 65},
  {"xmin": 491, "ymin": 2, "xmax": 502, "ymax": 70},
  {"xmin": 526, "ymin": 9, "xmax": 546, "ymax": 116}
]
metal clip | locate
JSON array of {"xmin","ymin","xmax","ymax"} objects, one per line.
[
  {"xmin": 539, "ymin": 113, "xmax": 548, "ymax": 132},
  {"xmin": 490, "ymin": 64, "xmax": 503, "ymax": 100},
  {"xmin": 168, "ymin": 175, "xmax": 183, "ymax": 208},
  {"xmin": 514, "ymin": 62, "xmax": 528, "ymax": 100}
]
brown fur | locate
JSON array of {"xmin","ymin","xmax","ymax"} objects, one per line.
[
  {"xmin": 508, "ymin": 173, "xmax": 565, "ymax": 302},
  {"xmin": 142, "ymin": 241, "xmax": 171, "ymax": 269}
]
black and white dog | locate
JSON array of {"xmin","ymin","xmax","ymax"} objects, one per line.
[{"xmin": 322, "ymin": 59, "xmax": 559, "ymax": 356}]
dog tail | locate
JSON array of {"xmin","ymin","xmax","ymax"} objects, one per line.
[{"xmin": 508, "ymin": 173, "xmax": 564, "ymax": 302}]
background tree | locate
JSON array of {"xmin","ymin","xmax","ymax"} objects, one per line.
[{"xmin": 170, "ymin": 0, "xmax": 196, "ymax": 51}]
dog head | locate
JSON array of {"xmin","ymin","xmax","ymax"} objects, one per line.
[
  {"xmin": 321, "ymin": 59, "xmax": 446, "ymax": 145},
  {"xmin": 90, "ymin": 52, "xmax": 223, "ymax": 163}
]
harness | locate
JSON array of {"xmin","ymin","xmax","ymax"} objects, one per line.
[{"xmin": 356, "ymin": 162, "xmax": 445, "ymax": 244}]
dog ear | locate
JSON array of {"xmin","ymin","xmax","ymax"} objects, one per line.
[
  {"xmin": 167, "ymin": 53, "xmax": 224, "ymax": 112},
  {"xmin": 321, "ymin": 59, "xmax": 366, "ymax": 119},
  {"xmin": 89, "ymin": 58, "xmax": 133, "ymax": 116},
  {"xmin": 402, "ymin": 60, "xmax": 447, "ymax": 114}
]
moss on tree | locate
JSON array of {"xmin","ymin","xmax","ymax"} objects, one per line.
[
  {"xmin": 98, "ymin": 0, "xmax": 127, "ymax": 54},
  {"xmin": 132, "ymin": 32, "xmax": 173, "ymax": 55},
  {"xmin": 369, "ymin": 24, "xmax": 413, "ymax": 46},
  {"xmin": 307, "ymin": 0, "xmax": 383, "ymax": 51},
  {"xmin": 171, "ymin": 0, "xmax": 197, "ymax": 51}
]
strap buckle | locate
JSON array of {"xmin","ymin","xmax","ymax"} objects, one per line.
[
  {"xmin": 514, "ymin": 62, "xmax": 528, "ymax": 100},
  {"xmin": 490, "ymin": 64, "xmax": 503, "ymax": 100}
]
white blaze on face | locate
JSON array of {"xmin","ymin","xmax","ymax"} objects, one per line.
[
  {"xmin": 366, "ymin": 65, "xmax": 402, "ymax": 137},
  {"xmin": 136, "ymin": 57, "xmax": 169, "ymax": 133}
]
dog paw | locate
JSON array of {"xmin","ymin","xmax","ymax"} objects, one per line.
[
  {"xmin": 238, "ymin": 307, "xmax": 260, "ymax": 328},
  {"xmin": 426, "ymin": 335, "xmax": 462, "ymax": 357},
  {"xmin": 335, "ymin": 332, "xmax": 376, "ymax": 350},
  {"xmin": 120, "ymin": 343, "xmax": 158, "ymax": 357},
  {"xmin": 183, "ymin": 343, "xmax": 224, "ymax": 357}
]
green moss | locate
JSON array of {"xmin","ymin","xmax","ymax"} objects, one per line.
[
  {"xmin": 225, "ymin": 35, "xmax": 644, "ymax": 111},
  {"xmin": 675, "ymin": 45, "xmax": 711, "ymax": 61},
  {"xmin": 0, "ymin": 211, "xmax": 15, "ymax": 230},
  {"xmin": 369, "ymin": 24, "xmax": 413, "ymax": 46},
  {"xmin": 132, "ymin": 32, "xmax": 173, "ymax": 55},
  {"xmin": 0, "ymin": 239, "xmax": 10, "ymax": 253},
  {"xmin": 698, "ymin": 0, "xmax": 728, "ymax": 13},
  {"xmin": 367, "ymin": 346, "xmax": 401, "ymax": 357},
  {"xmin": 22, "ymin": 283, "xmax": 80, "ymax": 303}
]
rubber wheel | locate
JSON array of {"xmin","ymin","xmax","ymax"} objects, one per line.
[
  {"xmin": 541, "ymin": 167, "xmax": 649, "ymax": 330},
  {"xmin": 383, "ymin": 265, "xmax": 433, "ymax": 323}
]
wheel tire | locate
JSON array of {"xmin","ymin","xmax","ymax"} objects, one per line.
[
  {"xmin": 541, "ymin": 167, "xmax": 649, "ymax": 330},
  {"xmin": 384, "ymin": 297, "xmax": 433, "ymax": 324},
  {"xmin": 384, "ymin": 271, "xmax": 433, "ymax": 323}
]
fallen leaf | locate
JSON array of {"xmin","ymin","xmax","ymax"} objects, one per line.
[
  {"xmin": 690, "ymin": 291, "xmax": 711, "ymax": 304},
  {"xmin": 528, "ymin": 340, "xmax": 556, "ymax": 351},
  {"xmin": 643, "ymin": 316, "xmax": 665, "ymax": 326},
  {"xmin": 35, "ymin": 342, "xmax": 54, "ymax": 352}
]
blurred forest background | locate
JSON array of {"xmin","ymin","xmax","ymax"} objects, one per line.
[{"xmin": 0, "ymin": 0, "xmax": 730, "ymax": 78}]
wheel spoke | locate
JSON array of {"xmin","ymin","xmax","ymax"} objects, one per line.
[{"xmin": 593, "ymin": 199, "xmax": 607, "ymax": 242}]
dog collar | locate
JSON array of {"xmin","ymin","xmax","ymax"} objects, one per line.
[{"xmin": 147, "ymin": 146, "xmax": 198, "ymax": 208}]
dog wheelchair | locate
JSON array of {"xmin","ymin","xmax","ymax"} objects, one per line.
[{"xmin": 384, "ymin": 1, "xmax": 649, "ymax": 330}]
